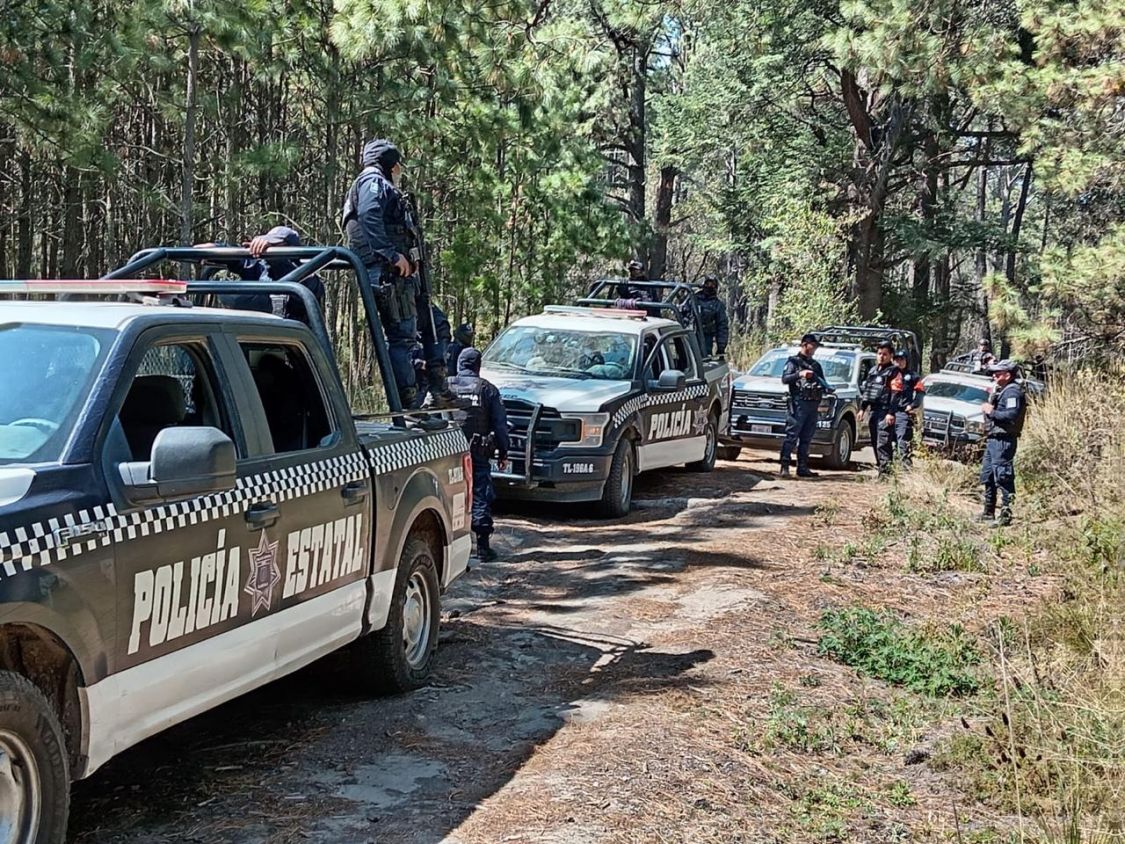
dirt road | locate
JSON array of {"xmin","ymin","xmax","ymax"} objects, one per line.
[{"xmin": 68, "ymin": 450, "xmax": 1021, "ymax": 843}]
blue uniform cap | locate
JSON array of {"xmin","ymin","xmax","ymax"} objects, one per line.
[{"xmin": 987, "ymin": 359, "xmax": 1019, "ymax": 373}]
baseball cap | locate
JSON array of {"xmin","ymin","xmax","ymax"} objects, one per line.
[{"xmin": 987, "ymin": 359, "xmax": 1019, "ymax": 374}]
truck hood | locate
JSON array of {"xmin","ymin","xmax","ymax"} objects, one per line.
[
  {"xmin": 731, "ymin": 375, "xmax": 786, "ymax": 394},
  {"xmin": 481, "ymin": 368, "xmax": 633, "ymax": 413},
  {"xmin": 922, "ymin": 395, "xmax": 985, "ymax": 421}
]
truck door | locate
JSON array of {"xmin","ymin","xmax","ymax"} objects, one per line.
[{"xmin": 637, "ymin": 332, "xmax": 708, "ymax": 470}]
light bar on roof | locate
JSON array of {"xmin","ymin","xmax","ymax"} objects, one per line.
[
  {"xmin": 543, "ymin": 305, "xmax": 648, "ymax": 320},
  {"xmin": 0, "ymin": 279, "xmax": 187, "ymax": 295}
]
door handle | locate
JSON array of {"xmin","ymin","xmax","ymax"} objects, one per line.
[
  {"xmin": 245, "ymin": 502, "xmax": 280, "ymax": 531},
  {"xmin": 342, "ymin": 480, "xmax": 369, "ymax": 505}
]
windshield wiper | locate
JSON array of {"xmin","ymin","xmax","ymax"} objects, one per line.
[
  {"xmin": 543, "ymin": 367, "xmax": 594, "ymax": 379},
  {"xmin": 488, "ymin": 361, "xmax": 531, "ymax": 373}
]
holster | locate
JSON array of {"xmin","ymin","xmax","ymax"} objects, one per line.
[{"xmin": 470, "ymin": 432, "xmax": 496, "ymax": 460}]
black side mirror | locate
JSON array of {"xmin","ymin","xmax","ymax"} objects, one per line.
[
  {"xmin": 656, "ymin": 369, "xmax": 686, "ymax": 391},
  {"xmin": 120, "ymin": 427, "xmax": 236, "ymax": 503}
]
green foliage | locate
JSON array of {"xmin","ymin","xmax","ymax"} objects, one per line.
[{"xmin": 817, "ymin": 606, "xmax": 982, "ymax": 697}]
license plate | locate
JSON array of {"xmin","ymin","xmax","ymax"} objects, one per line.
[{"xmin": 751, "ymin": 424, "xmax": 772, "ymax": 434}]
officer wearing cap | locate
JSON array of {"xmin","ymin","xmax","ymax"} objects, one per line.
[
  {"xmin": 979, "ymin": 359, "xmax": 1027, "ymax": 526},
  {"xmin": 200, "ymin": 226, "xmax": 325, "ymax": 323},
  {"xmin": 697, "ymin": 275, "xmax": 729, "ymax": 358},
  {"xmin": 858, "ymin": 340, "xmax": 902, "ymax": 478},
  {"xmin": 446, "ymin": 322, "xmax": 475, "ymax": 374},
  {"xmin": 449, "ymin": 348, "xmax": 510, "ymax": 561},
  {"xmin": 779, "ymin": 333, "xmax": 833, "ymax": 478},
  {"xmin": 892, "ymin": 349, "xmax": 923, "ymax": 469},
  {"xmin": 617, "ymin": 259, "xmax": 652, "ymax": 302},
  {"xmin": 342, "ymin": 139, "xmax": 451, "ymax": 409}
]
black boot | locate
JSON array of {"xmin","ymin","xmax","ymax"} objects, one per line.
[
  {"xmin": 779, "ymin": 461, "xmax": 791, "ymax": 478},
  {"xmin": 977, "ymin": 492, "xmax": 996, "ymax": 523},
  {"xmin": 996, "ymin": 497, "xmax": 1013, "ymax": 527},
  {"xmin": 475, "ymin": 533, "xmax": 497, "ymax": 562},
  {"xmin": 796, "ymin": 466, "xmax": 818, "ymax": 478}
]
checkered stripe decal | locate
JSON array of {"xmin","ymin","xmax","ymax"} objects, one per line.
[
  {"xmin": 366, "ymin": 428, "xmax": 467, "ymax": 474},
  {"xmin": 609, "ymin": 383, "xmax": 710, "ymax": 430},
  {"xmin": 0, "ymin": 450, "xmax": 370, "ymax": 580}
]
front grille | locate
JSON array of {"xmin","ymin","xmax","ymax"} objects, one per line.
[
  {"xmin": 923, "ymin": 410, "xmax": 966, "ymax": 437},
  {"xmin": 502, "ymin": 400, "xmax": 580, "ymax": 454},
  {"xmin": 732, "ymin": 390, "xmax": 788, "ymax": 412}
]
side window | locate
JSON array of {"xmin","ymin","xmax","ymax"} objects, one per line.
[
  {"xmin": 858, "ymin": 358, "xmax": 874, "ymax": 385},
  {"xmin": 115, "ymin": 343, "xmax": 232, "ymax": 462},
  {"xmin": 641, "ymin": 335, "xmax": 662, "ymax": 381},
  {"xmin": 669, "ymin": 336, "xmax": 697, "ymax": 379},
  {"xmin": 240, "ymin": 342, "xmax": 335, "ymax": 454}
]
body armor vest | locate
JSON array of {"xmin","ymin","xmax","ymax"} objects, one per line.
[
  {"xmin": 987, "ymin": 383, "xmax": 1027, "ymax": 438},
  {"xmin": 787, "ymin": 355, "xmax": 824, "ymax": 402},
  {"xmin": 862, "ymin": 363, "xmax": 897, "ymax": 407},
  {"xmin": 342, "ymin": 167, "xmax": 411, "ymax": 268},
  {"xmin": 449, "ymin": 375, "xmax": 489, "ymax": 442}
]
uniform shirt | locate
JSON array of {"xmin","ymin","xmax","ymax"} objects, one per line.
[
  {"xmin": 781, "ymin": 354, "xmax": 828, "ymax": 401},
  {"xmin": 696, "ymin": 292, "xmax": 729, "ymax": 351},
  {"xmin": 449, "ymin": 369, "xmax": 510, "ymax": 461},
  {"xmin": 861, "ymin": 362, "xmax": 903, "ymax": 413},
  {"xmin": 896, "ymin": 367, "xmax": 924, "ymax": 413},
  {"xmin": 343, "ymin": 167, "xmax": 411, "ymax": 268},
  {"xmin": 987, "ymin": 382, "xmax": 1027, "ymax": 439}
]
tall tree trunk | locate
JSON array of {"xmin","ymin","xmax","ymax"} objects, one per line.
[
  {"xmin": 650, "ymin": 165, "xmax": 678, "ymax": 279},
  {"xmin": 61, "ymin": 164, "xmax": 82, "ymax": 277},
  {"xmin": 181, "ymin": 26, "xmax": 201, "ymax": 247},
  {"xmin": 17, "ymin": 151, "xmax": 32, "ymax": 277},
  {"xmin": 627, "ymin": 44, "xmax": 647, "ymax": 257},
  {"xmin": 975, "ymin": 150, "xmax": 990, "ymax": 345},
  {"xmin": 912, "ymin": 128, "xmax": 939, "ymax": 344}
]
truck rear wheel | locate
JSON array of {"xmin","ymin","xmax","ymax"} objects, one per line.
[
  {"xmin": 596, "ymin": 438, "xmax": 634, "ymax": 518},
  {"xmin": 687, "ymin": 412, "xmax": 718, "ymax": 473},
  {"xmin": 822, "ymin": 419, "xmax": 853, "ymax": 470},
  {"xmin": 718, "ymin": 446, "xmax": 742, "ymax": 461},
  {"xmin": 0, "ymin": 671, "xmax": 69, "ymax": 844},
  {"xmin": 352, "ymin": 537, "xmax": 441, "ymax": 695}
]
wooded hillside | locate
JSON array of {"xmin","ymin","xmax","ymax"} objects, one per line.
[{"xmin": 1, "ymin": 0, "xmax": 1121, "ymax": 365}]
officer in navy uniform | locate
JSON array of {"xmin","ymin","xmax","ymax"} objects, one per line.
[
  {"xmin": 449, "ymin": 348, "xmax": 510, "ymax": 562},
  {"xmin": 446, "ymin": 322, "xmax": 475, "ymax": 374},
  {"xmin": 200, "ymin": 226, "xmax": 325, "ymax": 323},
  {"xmin": 410, "ymin": 305, "xmax": 453, "ymax": 409},
  {"xmin": 697, "ymin": 275, "xmax": 729, "ymax": 358},
  {"xmin": 858, "ymin": 340, "xmax": 902, "ymax": 478},
  {"xmin": 616, "ymin": 259, "xmax": 652, "ymax": 303},
  {"xmin": 892, "ymin": 349, "xmax": 924, "ymax": 469},
  {"xmin": 779, "ymin": 333, "xmax": 833, "ymax": 478},
  {"xmin": 979, "ymin": 359, "xmax": 1027, "ymax": 526},
  {"xmin": 342, "ymin": 138, "xmax": 451, "ymax": 409}
]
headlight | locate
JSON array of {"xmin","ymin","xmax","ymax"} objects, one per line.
[
  {"xmin": 965, "ymin": 418, "xmax": 986, "ymax": 434},
  {"xmin": 558, "ymin": 413, "xmax": 609, "ymax": 448},
  {"xmin": 817, "ymin": 396, "xmax": 837, "ymax": 415}
]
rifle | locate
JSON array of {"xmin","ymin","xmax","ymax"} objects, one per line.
[{"xmin": 401, "ymin": 193, "xmax": 441, "ymax": 357}]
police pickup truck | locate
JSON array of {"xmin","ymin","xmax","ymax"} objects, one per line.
[
  {"xmin": 479, "ymin": 302, "xmax": 731, "ymax": 517},
  {"xmin": 0, "ymin": 248, "xmax": 470, "ymax": 843}
]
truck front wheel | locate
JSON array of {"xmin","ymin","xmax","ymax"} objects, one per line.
[
  {"xmin": 822, "ymin": 419, "xmax": 853, "ymax": 470},
  {"xmin": 352, "ymin": 537, "xmax": 441, "ymax": 695},
  {"xmin": 596, "ymin": 438, "xmax": 634, "ymax": 518},
  {"xmin": 0, "ymin": 671, "xmax": 69, "ymax": 844}
]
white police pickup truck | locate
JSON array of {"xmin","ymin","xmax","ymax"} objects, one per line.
[
  {"xmin": 0, "ymin": 270, "xmax": 470, "ymax": 843},
  {"xmin": 480, "ymin": 305, "xmax": 731, "ymax": 517}
]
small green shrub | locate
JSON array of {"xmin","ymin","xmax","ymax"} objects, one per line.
[
  {"xmin": 817, "ymin": 606, "xmax": 982, "ymax": 697},
  {"xmin": 761, "ymin": 685, "xmax": 839, "ymax": 753},
  {"xmin": 908, "ymin": 535, "xmax": 986, "ymax": 574}
]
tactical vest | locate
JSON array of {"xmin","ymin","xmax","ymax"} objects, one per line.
[
  {"xmin": 698, "ymin": 296, "xmax": 721, "ymax": 335},
  {"xmin": 898, "ymin": 369, "xmax": 920, "ymax": 409},
  {"xmin": 988, "ymin": 383, "xmax": 1027, "ymax": 438},
  {"xmin": 449, "ymin": 375, "xmax": 489, "ymax": 442},
  {"xmin": 787, "ymin": 355, "xmax": 824, "ymax": 402},
  {"xmin": 341, "ymin": 167, "xmax": 410, "ymax": 268},
  {"xmin": 862, "ymin": 363, "xmax": 897, "ymax": 408}
]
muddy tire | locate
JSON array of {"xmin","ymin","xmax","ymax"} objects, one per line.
[
  {"xmin": 822, "ymin": 419, "xmax": 853, "ymax": 470},
  {"xmin": 352, "ymin": 538, "xmax": 441, "ymax": 695},
  {"xmin": 686, "ymin": 412, "xmax": 718, "ymax": 473},
  {"xmin": 596, "ymin": 438, "xmax": 634, "ymax": 518},
  {"xmin": 718, "ymin": 445, "xmax": 742, "ymax": 462},
  {"xmin": 0, "ymin": 671, "xmax": 69, "ymax": 844}
]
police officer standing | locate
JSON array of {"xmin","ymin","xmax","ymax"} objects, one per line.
[
  {"xmin": 449, "ymin": 348, "xmax": 510, "ymax": 562},
  {"xmin": 697, "ymin": 275, "xmax": 729, "ymax": 358},
  {"xmin": 858, "ymin": 341, "xmax": 902, "ymax": 478},
  {"xmin": 970, "ymin": 338, "xmax": 994, "ymax": 373},
  {"xmin": 779, "ymin": 333, "xmax": 833, "ymax": 478},
  {"xmin": 342, "ymin": 138, "xmax": 451, "ymax": 409},
  {"xmin": 892, "ymin": 349, "xmax": 924, "ymax": 469},
  {"xmin": 979, "ymin": 359, "xmax": 1027, "ymax": 526},
  {"xmin": 446, "ymin": 322, "xmax": 475, "ymax": 374},
  {"xmin": 617, "ymin": 259, "xmax": 652, "ymax": 302}
]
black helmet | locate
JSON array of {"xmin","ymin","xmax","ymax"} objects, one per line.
[
  {"xmin": 703, "ymin": 275, "xmax": 719, "ymax": 287},
  {"xmin": 453, "ymin": 323, "xmax": 475, "ymax": 345}
]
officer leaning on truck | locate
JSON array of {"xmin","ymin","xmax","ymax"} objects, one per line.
[
  {"xmin": 697, "ymin": 275, "xmax": 729, "ymax": 358},
  {"xmin": 449, "ymin": 348, "xmax": 510, "ymax": 562},
  {"xmin": 978, "ymin": 359, "xmax": 1027, "ymax": 526},
  {"xmin": 858, "ymin": 340, "xmax": 902, "ymax": 478},
  {"xmin": 892, "ymin": 349, "xmax": 924, "ymax": 469},
  {"xmin": 779, "ymin": 333, "xmax": 833, "ymax": 478}
]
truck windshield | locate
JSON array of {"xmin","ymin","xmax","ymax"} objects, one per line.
[
  {"xmin": 748, "ymin": 349, "xmax": 854, "ymax": 383},
  {"xmin": 0, "ymin": 324, "xmax": 112, "ymax": 464},
  {"xmin": 484, "ymin": 326, "xmax": 636, "ymax": 380},
  {"xmin": 924, "ymin": 381, "xmax": 990, "ymax": 403}
]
